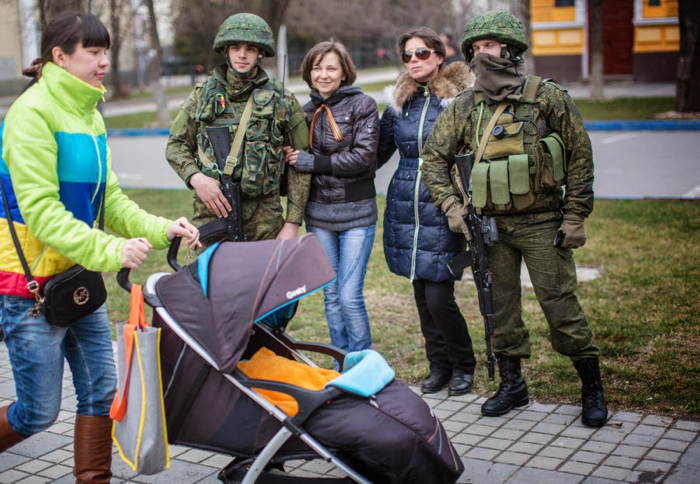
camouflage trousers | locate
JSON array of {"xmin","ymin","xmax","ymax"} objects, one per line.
[
  {"xmin": 487, "ymin": 217, "xmax": 599, "ymax": 360},
  {"xmin": 192, "ymin": 193, "xmax": 285, "ymax": 242}
]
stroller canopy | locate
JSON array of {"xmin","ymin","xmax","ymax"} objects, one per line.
[{"xmin": 155, "ymin": 234, "xmax": 335, "ymax": 373}]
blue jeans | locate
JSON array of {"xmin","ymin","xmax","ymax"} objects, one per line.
[
  {"xmin": 0, "ymin": 295, "xmax": 116, "ymax": 436},
  {"xmin": 308, "ymin": 225, "xmax": 375, "ymax": 352}
]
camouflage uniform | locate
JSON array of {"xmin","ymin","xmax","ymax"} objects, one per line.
[
  {"xmin": 166, "ymin": 14, "xmax": 310, "ymax": 241},
  {"xmin": 420, "ymin": 12, "xmax": 597, "ymax": 361},
  {"xmin": 422, "ymin": 10, "xmax": 607, "ymax": 428}
]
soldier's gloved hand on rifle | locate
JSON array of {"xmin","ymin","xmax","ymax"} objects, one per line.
[
  {"xmin": 190, "ymin": 172, "xmax": 231, "ymax": 218},
  {"xmin": 441, "ymin": 195, "xmax": 469, "ymax": 236},
  {"xmin": 556, "ymin": 214, "xmax": 586, "ymax": 249}
]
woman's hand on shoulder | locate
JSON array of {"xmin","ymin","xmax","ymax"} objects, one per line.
[
  {"xmin": 283, "ymin": 146, "xmax": 298, "ymax": 166},
  {"xmin": 166, "ymin": 216, "xmax": 201, "ymax": 249}
]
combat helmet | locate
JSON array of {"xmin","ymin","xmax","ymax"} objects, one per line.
[
  {"xmin": 213, "ymin": 13, "xmax": 275, "ymax": 57},
  {"xmin": 461, "ymin": 11, "xmax": 528, "ymax": 61}
]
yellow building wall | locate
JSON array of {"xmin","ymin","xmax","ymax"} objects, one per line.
[
  {"xmin": 531, "ymin": 0, "xmax": 577, "ymax": 23},
  {"xmin": 642, "ymin": 0, "xmax": 678, "ymax": 19},
  {"xmin": 531, "ymin": 0, "xmax": 583, "ymax": 56}
]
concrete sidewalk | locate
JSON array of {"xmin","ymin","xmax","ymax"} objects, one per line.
[{"xmin": 0, "ymin": 342, "xmax": 697, "ymax": 483}]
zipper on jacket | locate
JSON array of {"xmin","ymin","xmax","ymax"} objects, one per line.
[
  {"xmin": 410, "ymin": 89, "xmax": 432, "ymax": 281},
  {"xmin": 90, "ymin": 135, "xmax": 103, "ymax": 204}
]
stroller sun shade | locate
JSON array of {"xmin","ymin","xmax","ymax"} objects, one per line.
[{"xmin": 154, "ymin": 234, "xmax": 335, "ymax": 374}]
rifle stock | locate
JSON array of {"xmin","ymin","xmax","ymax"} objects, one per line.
[{"xmin": 453, "ymin": 153, "xmax": 499, "ymax": 381}]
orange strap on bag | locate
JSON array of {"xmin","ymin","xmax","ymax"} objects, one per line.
[{"xmin": 110, "ymin": 284, "xmax": 150, "ymax": 421}]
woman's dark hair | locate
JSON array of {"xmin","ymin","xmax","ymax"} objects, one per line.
[
  {"xmin": 40, "ymin": 11, "xmax": 110, "ymax": 65},
  {"xmin": 300, "ymin": 41, "xmax": 357, "ymax": 89},
  {"xmin": 398, "ymin": 27, "xmax": 446, "ymax": 61}
]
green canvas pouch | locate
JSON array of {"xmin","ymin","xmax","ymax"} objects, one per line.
[
  {"xmin": 489, "ymin": 160, "xmax": 510, "ymax": 205},
  {"xmin": 508, "ymin": 154, "xmax": 530, "ymax": 195},
  {"xmin": 471, "ymin": 162, "xmax": 490, "ymax": 208},
  {"xmin": 540, "ymin": 132, "xmax": 566, "ymax": 184}
]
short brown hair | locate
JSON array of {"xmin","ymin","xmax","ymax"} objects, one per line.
[
  {"xmin": 301, "ymin": 41, "xmax": 357, "ymax": 89},
  {"xmin": 398, "ymin": 27, "xmax": 446, "ymax": 60}
]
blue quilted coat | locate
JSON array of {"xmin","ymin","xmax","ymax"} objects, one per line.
[{"xmin": 377, "ymin": 63, "xmax": 471, "ymax": 282}]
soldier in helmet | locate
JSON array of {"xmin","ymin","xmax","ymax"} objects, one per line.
[
  {"xmin": 420, "ymin": 11, "xmax": 608, "ymax": 427},
  {"xmin": 166, "ymin": 13, "xmax": 310, "ymax": 241}
]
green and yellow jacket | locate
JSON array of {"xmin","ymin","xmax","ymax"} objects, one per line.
[{"xmin": 0, "ymin": 62, "xmax": 171, "ymax": 298}]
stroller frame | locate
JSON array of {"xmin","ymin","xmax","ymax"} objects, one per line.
[{"xmin": 128, "ymin": 268, "xmax": 371, "ymax": 484}]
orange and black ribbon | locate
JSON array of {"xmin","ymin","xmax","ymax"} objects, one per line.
[{"xmin": 309, "ymin": 104, "xmax": 344, "ymax": 150}]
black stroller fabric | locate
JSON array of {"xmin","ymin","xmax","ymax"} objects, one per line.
[{"xmin": 152, "ymin": 236, "xmax": 465, "ymax": 482}]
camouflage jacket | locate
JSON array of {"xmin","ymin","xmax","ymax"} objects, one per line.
[
  {"xmin": 166, "ymin": 65, "xmax": 310, "ymax": 227},
  {"xmin": 421, "ymin": 79, "xmax": 594, "ymax": 220}
]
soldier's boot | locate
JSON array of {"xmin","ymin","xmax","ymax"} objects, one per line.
[
  {"xmin": 481, "ymin": 355, "xmax": 529, "ymax": 417},
  {"xmin": 74, "ymin": 414, "xmax": 113, "ymax": 483},
  {"xmin": 574, "ymin": 357, "xmax": 608, "ymax": 427},
  {"xmin": 0, "ymin": 405, "xmax": 28, "ymax": 453}
]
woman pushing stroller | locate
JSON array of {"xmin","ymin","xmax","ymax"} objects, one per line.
[{"xmin": 0, "ymin": 11, "xmax": 199, "ymax": 481}]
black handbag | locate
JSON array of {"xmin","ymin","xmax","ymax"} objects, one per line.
[{"xmin": 1, "ymin": 182, "xmax": 107, "ymax": 327}]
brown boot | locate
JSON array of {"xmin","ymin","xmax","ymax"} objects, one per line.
[
  {"xmin": 0, "ymin": 405, "xmax": 28, "ymax": 452},
  {"xmin": 74, "ymin": 414, "xmax": 113, "ymax": 483}
]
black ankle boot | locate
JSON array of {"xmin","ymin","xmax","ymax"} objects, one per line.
[
  {"xmin": 574, "ymin": 357, "xmax": 608, "ymax": 427},
  {"xmin": 481, "ymin": 355, "xmax": 529, "ymax": 416},
  {"xmin": 421, "ymin": 369, "xmax": 451, "ymax": 394},
  {"xmin": 448, "ymin": 371, "xmax": 474, "ymax": 396}
]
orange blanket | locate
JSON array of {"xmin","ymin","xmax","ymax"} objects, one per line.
[{"xmin": 237, "ymin": 347, "xmax": 340, "ymax": 416}]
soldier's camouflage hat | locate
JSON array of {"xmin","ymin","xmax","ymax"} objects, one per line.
[
  {"xmin": 461, "ymin": 10, "xmax": 528, "ymax": 60},
  {"xmin": 214, "ymin": 13, "xmax": 275, "ymax": 57}
]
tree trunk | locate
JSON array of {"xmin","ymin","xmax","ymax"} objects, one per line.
[
  {"xmin": 676, "ymin": 0, "xmax": 700, "ymax": 112},
  {"xmin": 589, "ymin": 0, "xmax": 604, "ymax": 100},
  {"xmin": 144, "ymin": 0, "xmax": 169, "ymax": 126},
  {"xmin": 511, "ymin": 0, "xmax": 535, "ymax": 75},
  {"xmin": 109, "ymin": 0, "xmax": 128, "ymax": 98}
]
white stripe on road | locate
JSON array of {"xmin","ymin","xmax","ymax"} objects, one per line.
[{"xmin": 601, "ymin": 132, "xmax": 639, "ymax": 145}]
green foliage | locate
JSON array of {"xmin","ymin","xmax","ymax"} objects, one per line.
[
  {"xmin": 106, "ymin": 191, "xmax": 700, "ymax": 417},
  {"xmin": 573, "ymin": 97, "xmax": 675, "ymax": 120}
]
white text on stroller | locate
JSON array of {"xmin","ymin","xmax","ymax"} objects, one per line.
[{"xmin": 286, "ymin": 285, "xmax": 307, "ymax": 299}]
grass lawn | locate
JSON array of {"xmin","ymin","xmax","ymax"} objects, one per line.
[
  {"xmin": 106, "ymin": 189, "xmax": 700, "ymax": 418},
  {"xmin": 104, "ymin": 96, "xmax": 675, "ymax": 129}
]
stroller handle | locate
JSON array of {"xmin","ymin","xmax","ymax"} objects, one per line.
[
  {"xmin": 117, "ymin": 268, "xmax": 132, "ymax": 292},
  {"xmin": 167, "ymin": 236, "xmax": 183, "ymax": 271},
  {"xmin": 117, "ymin": 237, "xmax": 183, "ymax": 293}
]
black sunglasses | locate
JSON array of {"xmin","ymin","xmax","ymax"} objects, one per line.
[{"xmin": 401, "ymin": 48, "xmax": 434, "ymax": 63}]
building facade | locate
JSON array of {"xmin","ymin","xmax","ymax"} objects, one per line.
[{"xmin": 531, "ymin": 0, "xmax": 679, "ymax": 82}]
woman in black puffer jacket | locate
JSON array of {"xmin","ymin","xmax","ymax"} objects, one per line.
[
  {"xmin": 377, "ymin": 27, "xmax": 476, "ymax": 396},
  {"xmin": 285, "ymin": 41, "xmax": 379, "ymax": 353}
]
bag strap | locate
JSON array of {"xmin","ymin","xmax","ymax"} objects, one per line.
[
  {"xmin": 223, "ymin": 94, "xmax": 254, "ymax": 176},
  {"xmin": 474, "ymin": 100, "xmax": 508, "ymax": 165},
  {"xmin": 110, "ymin": 284, "xmax": 150, "ymax": 421},
  {"xmin": 1, "ymin": 182, "xmax": 105, "ymax": 303},
  {"xmin": 0, "ymin": 181, "xmax": 40, "ymax": 299}
]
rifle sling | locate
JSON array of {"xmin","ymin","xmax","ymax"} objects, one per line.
[
  {"xmin": 223, "ymin": 94, "xmax": 254, "ymax": 176},
  {"xmin": 474, "ymin": 100, "xmax": 508, "ymax": 166}
]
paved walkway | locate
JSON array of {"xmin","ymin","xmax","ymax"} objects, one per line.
[{"xmin": 0, "ymin": 343, "xmax": 698, "ymax": 483}]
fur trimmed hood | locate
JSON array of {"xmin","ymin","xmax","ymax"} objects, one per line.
[{"xmin": 392, "ymin": 61, "xmax": 473, "ymax": 111}]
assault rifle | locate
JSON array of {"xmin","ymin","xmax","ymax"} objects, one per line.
[
  {"xmin": 197, "ymin": 126, "xmax": 245, "ymax": 243},
  {"xmin": 448, "ymin": 153, "xmax": 499, "ymax": 381}
]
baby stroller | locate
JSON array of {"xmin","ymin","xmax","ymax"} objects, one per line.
[{"xmin": 117, "ymin": 234, "xmax": 464, "ymax": 483}]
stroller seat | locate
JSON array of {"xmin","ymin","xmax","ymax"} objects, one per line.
[{"xmin": 133, "ymin": 235, "xmax": 464, "ymax": 483}]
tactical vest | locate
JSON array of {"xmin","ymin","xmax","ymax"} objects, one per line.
[
  {"xmin": 468, "ymin": 76, "xmax": 567, "ymax": 214},
  {"xmin": 194, "ymin": 75, "xmax": 286, "ymax": 199}
]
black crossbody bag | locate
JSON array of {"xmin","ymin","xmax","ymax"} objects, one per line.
[{"xmin": 1, "ymin": 182, "xmax": 107, "ymax": 327}]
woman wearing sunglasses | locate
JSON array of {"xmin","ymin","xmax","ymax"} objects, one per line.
[
  {"xmin": 377, "ymin": 27, "xmax": 476, "ymax": 396},
  {"xmin": 284, "ymin": 41, "xmax": 379, "ymax": 354}
]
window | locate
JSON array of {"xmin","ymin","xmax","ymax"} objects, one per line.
[
  {"xmin": 648, "ymin": 0, "xmax": 661, "ymax": 6},
  {"xmin": 555, "ymin": 0, "xmax": 575, "ymax": 6}
]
